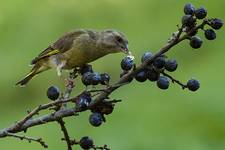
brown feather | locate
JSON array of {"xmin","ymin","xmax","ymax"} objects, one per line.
[{"xmin": 31, "ymin": 30, "xmax": 87, "ymax": 65}]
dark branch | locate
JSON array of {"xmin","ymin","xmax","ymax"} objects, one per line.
[
  {"xmin": 57, "ymin": 119, "xmax": 72, "ymax": 150},
  {"xmin": 4, "ymin": 131, "xmax": 48, "ymax": 148}
]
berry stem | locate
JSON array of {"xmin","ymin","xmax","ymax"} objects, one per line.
[{"xmin": 161, "ymin": 71, "xmax": 187, "ymax": 89}]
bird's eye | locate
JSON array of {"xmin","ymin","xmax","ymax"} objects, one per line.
[{"xmin": 116, "ymin": 36, "xmax": 123, "ymax": 43}]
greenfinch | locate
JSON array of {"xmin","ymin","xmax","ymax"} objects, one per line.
[{"xmin": 16, "ymin": 29, "xmax": 129, "ymax": 86}]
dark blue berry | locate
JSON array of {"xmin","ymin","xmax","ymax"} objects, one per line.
[
  {"xmin": 153, "ymin": 56, "xmax": 166, "ymax": 69},
  {"xmin": 100, "ymin": 73, "xmax": 110, "ymax": 85},
  {"xmin": 157, "ymin": 76, "xmax": 170, "ymax": 90},
  {"xmin": 76, "ymin": 92, "xmax": 92, "ymax": 109},
  {"xmin": 195, "ymin": 7, "xmax": 207, "ymax": 19},
  {"xmin": 90, "ymin": 73, "xmax": 101, "ymax": 85},
  {"xmin": 89, "ymin": 113, "xmax": 103, "ymax": 127},
  {"xmin": 186, "ymin": 26, "xmax": 198, "ymax": 36},
  {"xmin": 135, "ymin": 70, "xmax": 147, "ymax": 82},
  {"xmin": 165, "ymin": 59, "xmax": 178, "ymax": 72},
  {"xmin": 79, "ymin": 136, "xmax": 94, "ymax": 149},
  {"xmin": 80, "ymin": 65, "xmax": 93, "ymax": 75},
  {"xmin": 187, "ymin": 79, "xmax": 200, "ymax": 92},
  {"xmin": 47, "ymin": 86, "xmax": 60, "ymax": 100},
  {"xmin": 190, "ymin": 36, "xmax": 203, "ymax": 49},
  {"xmin": 141, "ymin": 51, "xmax": 153, "ymax": 63},
  {"xmin": 210, "ymin": 18, "xmax": 223, "ymax": 30},
  {"xmin": 146, "ymin": 68, "xmax": 159, "ymax": 81},
  {"xmin": 121, "ymin": 57, "xmax": 134, "ymax": 71},
  {"xmin": 182, "ymin": 15, "xmax": 196, "ymax": 26},
  {"xmin": 184, "ymin": 3, "xmax": 195, "ymax": 15},
  {"xmin": 81, "ymin": 72, "xmax": 93, "ymax": 86},
  {"xmin": 204, "ymin": 29, "xmax": 216, "ymax": 40}
]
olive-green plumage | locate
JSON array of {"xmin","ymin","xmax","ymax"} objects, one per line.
[{"xmin": 16, "ymin": 29, "xmax": 129, "ymax": 86}]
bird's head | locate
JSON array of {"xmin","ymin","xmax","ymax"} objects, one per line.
[{"xmin": 100, "ymin": 29, "xmax": 129, "ymax": 54}]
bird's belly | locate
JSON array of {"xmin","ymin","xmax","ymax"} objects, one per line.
[{"xmin": 62, "ymin": 48, "xmax": 106, "ymax": 69}]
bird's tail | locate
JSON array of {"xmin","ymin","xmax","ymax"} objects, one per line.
[{"xmin": 16, "ymin": 65, "xmax": 40, "ymax": 86}]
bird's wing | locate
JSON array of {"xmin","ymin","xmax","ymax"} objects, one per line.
[{"xmin": 30, "ymin": 30, "xmax": 87, "ymax": 65}]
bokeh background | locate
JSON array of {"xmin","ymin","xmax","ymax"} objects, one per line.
[{"xmin": 0, "ymin": 0, "xmax": 225, "ymax": 149}]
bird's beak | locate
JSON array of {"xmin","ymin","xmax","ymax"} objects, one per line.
[{"xmin": 122, "ymin": 44, "xmax": 129, "ymax": 54}]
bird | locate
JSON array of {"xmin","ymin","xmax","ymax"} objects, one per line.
[{"xmin": 16, "ymin": 29, "xmax": 130, "ymax": 86}]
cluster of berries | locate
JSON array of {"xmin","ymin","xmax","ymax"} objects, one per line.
[
  {"xmin": 47, "ymin": 88, "xmax": 114, "ymax": 127},
  {"xmin": 120, "ymin": 52, "xmax": 200, "ymax": 91},
  {"xmin": 44, "ymin": 3, "xmax": 223, "ymax": 149},
  {"xmin": 81, "ymin": 65, "xmax": 110, "ymax": 86},
  {"xmin": 182, "ymin": 3, "xmax": 223, "ymax": 48}
]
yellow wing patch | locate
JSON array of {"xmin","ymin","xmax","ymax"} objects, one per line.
[
  {"xmin": 31, "ymin": 49, "xmax": 60, "ymax": 65},
  {"xmin": 40, "ymin": 49, "xmax": 60, "ymax": 58}
]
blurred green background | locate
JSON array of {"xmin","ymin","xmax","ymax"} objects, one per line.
[{"xmin": 0, "ymin": 0, "xmax": 225, "ymax": 149}]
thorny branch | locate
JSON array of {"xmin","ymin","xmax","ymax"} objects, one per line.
[
  {"xmin": 0, "ymin": 18, "xmax": 215, "ymax": 149},
  {"xmin": 4, "ymin": 131, "xmax": 48, "ymax": 148}
]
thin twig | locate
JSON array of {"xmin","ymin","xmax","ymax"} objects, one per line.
[
  {"xmin": 161, "ymin": 71, "xmax": 187, "ymax": 89},
  {"xmin": 57, "ymin": 119, "xmax": 72, "ymax": 150},
  {"xmin": 62, "ymin": 138, "xmax": 79, "ymax": 145},
  {"xmin": 4, "ymin": 131, "xmax": 48, "ymax": 148},
  {"xmin": 94, "ymin": 145, "xmax": 110, "ymax": 150},
  {"xmin": 10, "ymin": 94, "xmax": 79, "ymax": 133}
]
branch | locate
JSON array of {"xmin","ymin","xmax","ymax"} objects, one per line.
[
  {"xmin": 4, "ymin": 131, "xmax": 48, "ymax": 148},
  {"xmin": 57, "ymin": 119, "xmax": 72, "ymax": 150}
]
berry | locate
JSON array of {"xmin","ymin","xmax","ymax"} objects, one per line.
[
  {"xmin": 89, "ymin": 113, "xmax": 103, "ymax": 127},
  {"xmin": 76, "ymin": 92, "xmax": 92, "ymax": 109},
  {"xmin": 135, "ymin": 70, "xmax": 147, "ymax": 82},
  {"xmin": 121, "ymin": 56, "xmax": 134, "ymax": 71},
  {"xmin": 146, "ymin": 68, "xmax": 159, "ymax": 81},
  {"xmin": 157, "ymin": 76, "xmax": 170, "ymax": 90},
  {"xmin": 204, "ymin": 29, "xmax": 216, "ymax": 40},
  {"xmin": 165, "ymin": 59, "xmax": 178, "ymax": 72},
  {"xmin": 79, "ymin": 136, "xmax": 94, "ymax": 149},
  {"xmin": 195, "ymin": 7, "xmax": 207, "ymax": 19},
  {"xmin": 91, "ymin": 100, "xmax": 114, "ymax": 115},
  {"xmin": 100, "ymin": 73, "xmax": 110, "ymax": 85},
  {"xmin": 210, "ymin": 18, "xmax": 223, "ymax": 30},
  {"xmin": 187, "ymin": 79, "xmax": 200, "ymax": 92},
  {"xmin": 182, "ymin": 15, "xmax": 196, "ymax": 26},
  {"xmin": 81, "ymin": 72, "xmax": 93, "ymax": 86},
  {"xmin": 141, "ymin": 51, "xmax": 153, "ymax": 63},
  {"xmin": 186, "ymin": 26, "xmax": 198, "ymax": 36},
  {"xmin": 47, "ymin": 86, "xmax": 60, "ymax": 100},
  {"xmin": 190, "ymin": 36, "xmax": 203, "ymax": 49},
  {"xmin": 153, "ymin": 56, "xmax": 165, "ymax": 69},
  {"xmin": 80, "ymin": 65, "xmax": 93, "ymax": 75},
  {"xmin": 184, "ymin": 3, "xmax": 195, "ymax": 15},
  {"xmin": 91, "ymin": 73, "xmax": 101, "ymax": 85}
]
